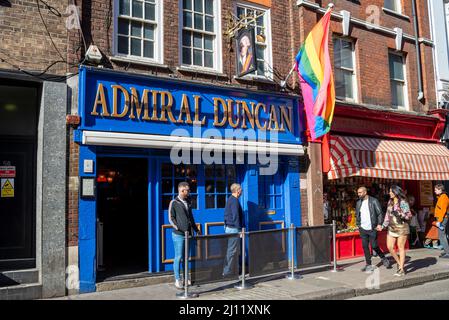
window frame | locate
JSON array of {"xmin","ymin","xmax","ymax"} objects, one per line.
[
  {"xmin": 204, "ymin": 164, "xmax": 236, "ymax": 210},
  {"xmin": 333, "ymin": 36, "xmax": 358, "ymax": 103},
  {"xmin": 179, "ymin": 0, "xmax": 223, "ymax": 72},
  {"xmin": 388, "ymin": 51, "xmax": 409, "ymax": 110},
  {"xmin": 113, "ymin": 0, "xmax": 164, "ymax": 64},
  {"xmin": 161, "ymin": 163, "xmax": 199, "ymax": 210},
  {"xmin": 234, "ymin": 1, "xmax": 273, "ymax": 80},
  {"xmin": 383, "ymin": 0, "xmax": 402, "ymax": 14}
]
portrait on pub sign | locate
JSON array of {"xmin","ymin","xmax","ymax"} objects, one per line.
[{"xmin": 236, "ymin": 27, "xmax": 257, "ymax": 77}]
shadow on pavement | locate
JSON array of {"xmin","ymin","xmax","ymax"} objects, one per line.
[{"xmin": 405, "ymin": 257, "xmax": 437, "ymax": 273}]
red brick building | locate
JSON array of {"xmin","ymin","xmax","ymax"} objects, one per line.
[{"xmin": 1, "ymin": 0, "xmax": 448, "ymax": 297}]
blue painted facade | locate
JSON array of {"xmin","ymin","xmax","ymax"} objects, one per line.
[{"xmin": 76, "ymin": 66, "xmax": 304, "ymax": 293}]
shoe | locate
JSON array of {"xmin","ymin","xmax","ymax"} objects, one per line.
[
  {"xmin": 394, "ymin": 268, "xmax": 405, "ymax": 277},
  {"xmin": 174, "ymin": 279, "xmax": 183, "ymax": 289},
  {"xmin": 381, "ymin": 257, "xmax": 391, "ymax": 269},
  {"xmin": 439, "ymin": 254, "xmax": 449, "ymax": 259},
  {"xmin": 433, "ymin": 245, "xmax": 443, "ymax": 250},
  {"xmin": 361, "ymin": 265, "xmax": 374, "ymax": 272},
  {"xmin": 424, "ymin": 244, "xmax": 432, "ymax": 249}
]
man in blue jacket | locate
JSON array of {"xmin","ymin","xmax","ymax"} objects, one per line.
[{"xmin": 223, "ymin": 183, "xmax": 243, "ymax": 277}]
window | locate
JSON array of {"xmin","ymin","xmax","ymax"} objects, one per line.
[
  {"xmin": 389, "ymin": 52, "xmax": 407, "ymax": 109},
  {"xmin": 115, "ymin": 0, "xmax": 163, "ymax": 62},
  {"xmin": 181, "ymin": 0, "xmax": 221, "ymax": 70},
  {"xmin": 236, "ymin": 3, "xmax": 272, "ymax": 78},
  {"xmin": 161, "ymin": 164, "xmax": 198, "ymax": 210},
  {"xmin": 384, "ymin": 0, "xmax": 401, "ymax": 13},
  {"xmin": 205, "ymin": 165, "xmax": 236, "ymax": 209},
  {"xmin": 259, "ymin": 172, "xmax": 283, "ymax": 210},
  {"xmin": 333, "ymin": 37, "xmax": 357, "ymax": 101}
]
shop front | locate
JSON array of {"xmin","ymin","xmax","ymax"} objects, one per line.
[
  {"xmin": 75, "ymin": 66, "xmax": 304, "ymax": 293},
  {"xmin": 322, "ymin": 104, "xmax": 449, "ymax": 260}
]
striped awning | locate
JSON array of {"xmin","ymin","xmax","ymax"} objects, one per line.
[{"xmin": 328, "ymin": 135, "xmax": 449, "ymax": 180}]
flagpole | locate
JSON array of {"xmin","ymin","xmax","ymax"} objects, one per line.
[{"xmin": 280, "ymin": 2, "xmax": 334, "ymax": 88}]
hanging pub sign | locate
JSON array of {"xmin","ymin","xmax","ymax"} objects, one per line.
[{"xmin": 235, "ymin": 27, "xmax": 257, "ymax": 77}]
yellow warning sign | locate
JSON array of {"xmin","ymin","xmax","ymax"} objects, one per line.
[{"xmin": 1, "ymin": 178, "xmax": 14, "ymax": 198}]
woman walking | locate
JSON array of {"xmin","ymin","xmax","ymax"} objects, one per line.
[{"xmin": 380, "ymin": 185, "xmax": 412, "ymax": 276}]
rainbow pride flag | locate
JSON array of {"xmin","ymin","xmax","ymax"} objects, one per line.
[{"xmin": 295, "ymin": 8, "xmax": 335, "ymax": 141}]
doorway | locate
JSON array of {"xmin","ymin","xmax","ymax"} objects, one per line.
[
  {"xmin": 96, "ymin": 157, "xmax": 148, "ymax": 280},
  {"xmin": 0, "ymin": 83, "xmax": 38, "ymax": 270}
]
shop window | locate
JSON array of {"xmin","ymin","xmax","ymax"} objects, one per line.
[
  {"xmin": 161, "ymin": 163, "xmax": 198, "ymax": 210},
  {"xmin": 236, "ymin": 3, "xmax": 272, "ymax": 78},
  {"xmin": 258, "ymin": 172, "xmax": 283, "ymax": 210},
  {"xmin": 384, "ymin": 0, "xmax": 401, "ymax": 13},
  {"xmin": 181, "ymin": 0, "xmax": 221, "ymax": 70},
  {"xmin": 115, "ymin": 0, "xmax": 163, "ymax": 63},
  {"xmin": 333, "ymin": 37, "xmax": 357, "ymax": 102},
  {"xmin": 388, "ymin": 52, "xmax": 408, "ymax": 110},
  {"xmin": 205, "ymin": 165, "xmax": 236, "ymax": 209}
]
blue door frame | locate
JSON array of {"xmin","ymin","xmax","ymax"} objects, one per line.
[{"xmin": 78, "ymin": 145, "xmax": 301, "ymax": 293}]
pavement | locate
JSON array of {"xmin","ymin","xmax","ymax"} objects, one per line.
[{"xmin": 54, "ymin": 248, "xmax": 449, "ymax": 300}]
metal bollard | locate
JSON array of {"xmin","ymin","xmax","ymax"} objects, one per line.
[
  {"xmin": 330, "ymin": 220, "xmax": 341, "ymax": 272},
  {"xmin": 286, "ymin": 224, "xmax": 301, "ymax": 280},
  {"xmin": 177, "ymin": 231, "xmax": 198, "ymax": 299},
  {"xmin": 235, "ymin": 228, "xmax": 253, "ymax": 290}
]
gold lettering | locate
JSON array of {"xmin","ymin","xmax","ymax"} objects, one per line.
[
  {"xmin": 159, "ymin": 91, "xmax": 176, "ymax": 122},
  {"xmin": 91, "ymin": 83, "xmax": 110, "ymax": 116},
  {"xmin": 255, "ymin": 103, "xmax": 268, "ymax": 130},
  {"xmin": 150, "ymin": 90, "xmax": 159, "ymax": 121},
  {"xmin": 240, "ymin": 101, "xmax": 255, "ymax": 129},
  {"xmin": 129, "ymin": 87, "xmax": 151, "ymax": 120},
  {"xmin": 193, "ymin": 95, "xmax": 206, "ymax": 125},
  {"xmin": 213, "ymin": 97, "xmax": 228, "ymax": 127},
  {"xmin": 279, "ymin": 105, "xmax": 293, "ymax": 132},
  {"xmin": 111, "ymin": 85, "xmax": 130, "ymax": 118},
  {"xmin": 268, "ymin": 105, "xmax": 280, "ymax": 131},
  {"xmin": 177, "ymin": 94, "xmax": 193, "ymax": 124},
  {"xmin": 227, "ymin": 99, "xmax": 240, "ymax": 128}
]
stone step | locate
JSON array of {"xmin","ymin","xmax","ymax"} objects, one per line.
[
  {"xmin": 96, "ymin": 273, "xmax": 174, "ymax": 292},
  {"xmin": 0, "ymin": 283, "xmax": 42, "ymax": 300},
  {"xmin": 0, "ymin": 269, "xmax": 39, "ymax": 287}
]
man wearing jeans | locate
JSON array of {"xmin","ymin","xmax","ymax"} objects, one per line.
[
  {"xmin": 223, "ymin": 183, "xmax": 243, "ymax": 278},
  {"xmin": 434, "ymin": 184, "xmax": 449, "ymax": 259},
  {"xmin": 356, "ymin": 186, "xmax": 391, "ymax": 272},
  {"xmin": 169, "ymin": 182, "xmax": 201, "ymax": 289}
]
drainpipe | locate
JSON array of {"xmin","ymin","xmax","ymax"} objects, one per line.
[{"xmin": 412, "ymin": 0, "xmax": 425, "ymax": 102}]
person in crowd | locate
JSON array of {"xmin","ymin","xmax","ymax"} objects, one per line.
[
  {"xmin": 223, "ymin": 183, "xmax": 244, "ymax": 278},
  {"xmin": 356, "ymin": 186, "xmax": 390, "ymax": 272},
  {"xmin": 424, "ymin": 208, "xmax": 441, "ymax": 249},
  {"xmin": 434, "ymin": 184, "xmax": 449, "ymax": 259},
  {"xmin": 408, "ymin": 195, "xmax": 421, "ymax": 248},
  {"xmin": 381, "ymin": 185, "xmax": 412, "ymax": 276},
  {"xmin": 168, "ymin": 182, "xmax": 201, "ymax": 289},
  {"xmin": 418, "ymin": 208, "xmax": 428, "ymax": 247}
]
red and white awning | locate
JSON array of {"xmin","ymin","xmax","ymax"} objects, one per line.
[{"xmin": 328, "ymin": 135, "xmax": 449, "ymax": 180}]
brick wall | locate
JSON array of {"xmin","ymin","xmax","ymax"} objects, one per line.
[
  {"xmin": 291, "ymin": 0, "xmax": 437, "ymax": 112},
  {"xmin": 0, "ymin": 0, "xmax": 70, "ymax": 74}
]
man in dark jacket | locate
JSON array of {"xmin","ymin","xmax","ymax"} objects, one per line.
[
  {"xmin": 169, "ymin": 182, "xmax": 201, "ymax": 289},
  {"xmin": 356, "ymin": 186, "xmax": 390, "ymax": 272},
  {"xmin": 223, "ymin": 183, "xmax": 243, "ymax": 277}
]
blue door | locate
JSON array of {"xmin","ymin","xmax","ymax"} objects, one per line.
[
  {"xmin": 156, "ymin": 161, "xmax": 239, "ymax": 271},
  {"xmin": 256, "ymin": 165, "xmax": 286, "ymax": 231}
]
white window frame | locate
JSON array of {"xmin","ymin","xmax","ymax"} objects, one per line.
[
  {"xmin": 234, "ymin": 1, "xmax": 273, "ymax": 80},
  {"xmin": 179, "ymin": 0, "xmax": 222, "ymax": 73},
  {"xmin": 113, "ymin": 0, "xmax": 164, "ymax": 64},
  {"xmin": 333, "ymin": 37, "xmax": 358, "ymax": 103},
  {"xmin": 388, "ymin": 51, "xmax": 409, "ymax": 110},
  {"xmin": 384, "ymin": 0, "xmax": 402, "ymax": 14}
]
